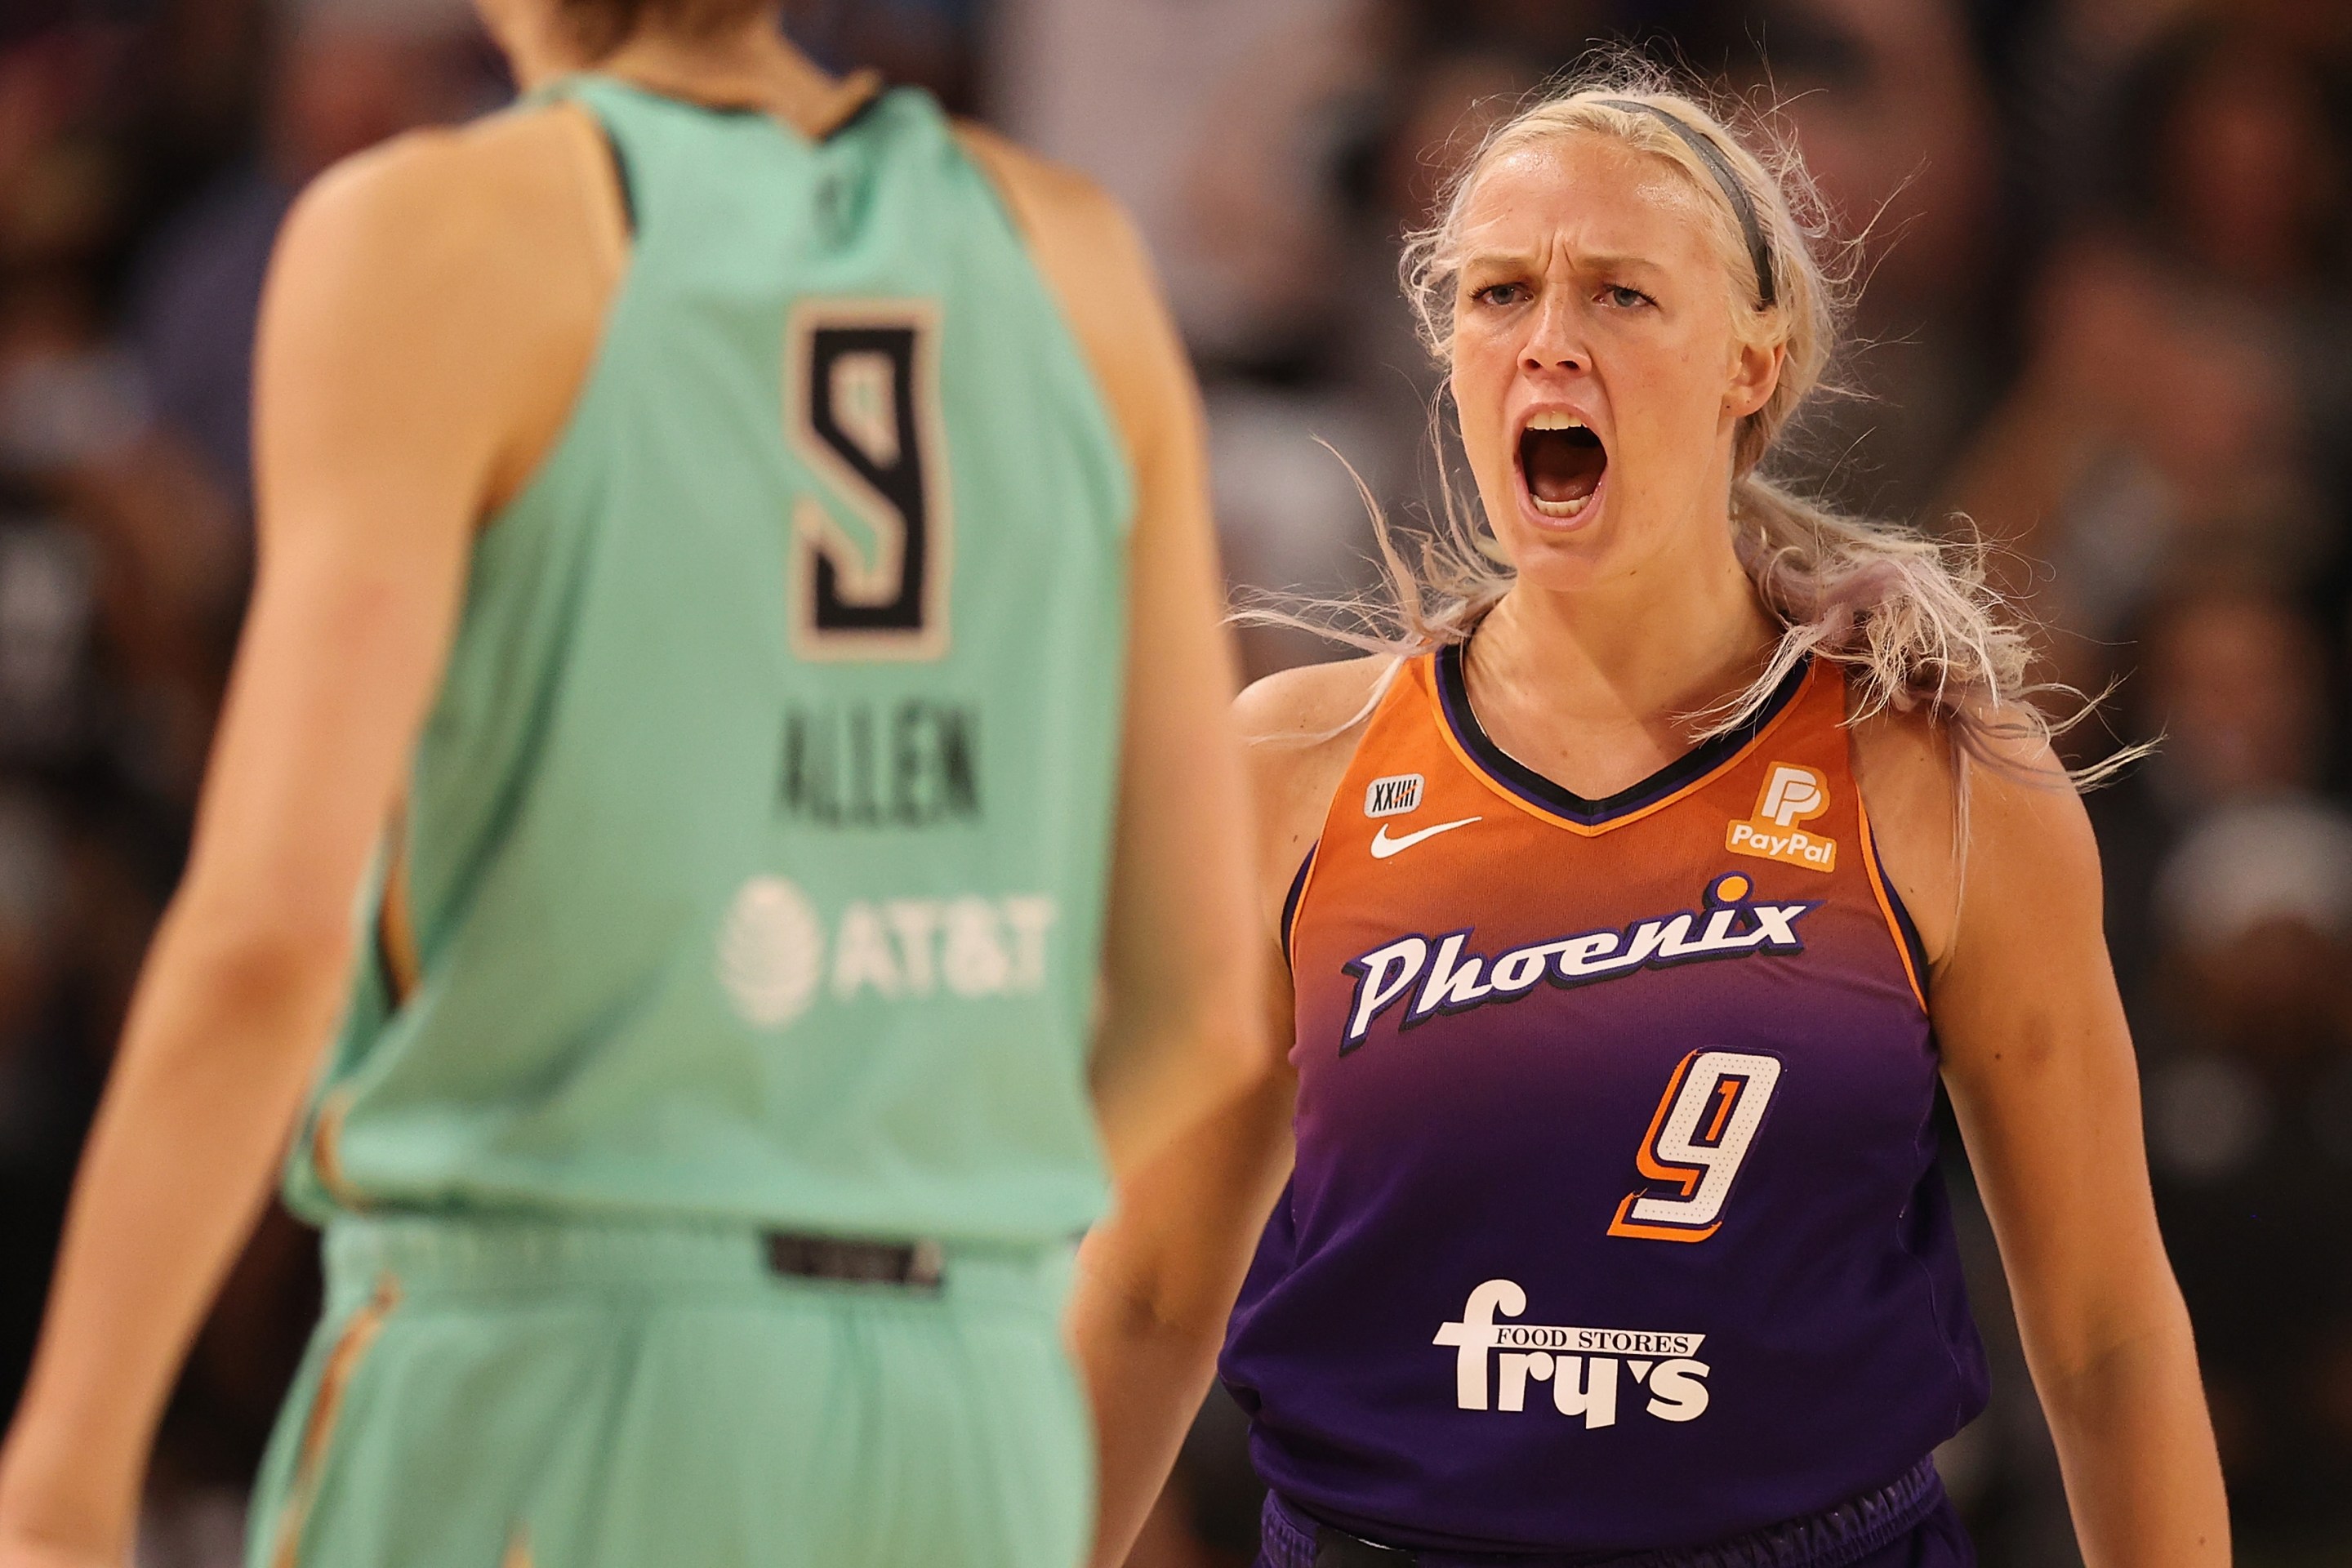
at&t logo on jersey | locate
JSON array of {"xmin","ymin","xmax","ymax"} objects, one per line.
[
  {"xmin": 718, "ymin": 875, "xmax": 1056, "ymax": 1028},
  {"xmin": 1725, "ymin": 762, "xmax": 1836, "ymax": 871},
  {"xmin": 1339, "ymin": 875, "xmax": 1815, "ymax": 1051},
  {"xmin": 1433, "ymin": 1280, "xmax": 1711, "ymax": 1428}
]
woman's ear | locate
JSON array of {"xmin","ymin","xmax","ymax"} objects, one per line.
[{"xmin": 1726, "ymin": 337, "xmax": 1784, "ymax": 420}]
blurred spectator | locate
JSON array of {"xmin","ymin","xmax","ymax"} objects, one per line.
[
  {"xmin": 0, "ymin": 789, "xmax": 71, "ymax": 1401},
  {"xmin": 131, "ymin": 0, "xmax": 494, "ymax": 510},
  {"xmin": 786, "ymin": 0, "xmax": 984, "ymax": 110},
  {"xmin": 1943, "ymin": 238, "xmax": 2325, "ymax": 695},
  {"xmin": 2139, "ymin": 588, "xmax": 2332, "ymax": 808},
  {"xmin": 1726, "ymin": 0, "xmax": 2006, "ymax": 523},
  {"xmin": 2087, "ymin": 586, "xmax": 2333, "ymax": 1015},
  {"xmin": 0, "ymin": 500, "xmax": 96, "ymax": 768},
  {"xmin": 2073, "ymin": 586, "xmax": 2350, "ymax": 1563},
  {"xmin": 0, "ymin": 26, "xmax": 134, "ymax": 283},
  {"xmin": 992, "ymin": 0, "xmax": 1394, "ymax": 366},
  {"xmin": 2142, "ymin": 797, "xmax": 2352, "ymax": 1554},
  {"xmin": 1947, "ymin": 16, "xmax": 2351, "ymax": 697},
  {"xmin": 2110, "ymin": 20, "xmax": 2352, "ymax": 566},
  {"xmin": 0, "ymin": 786, "xmax": 160, "ymax": 1468},
  {"xmin": 127, "ymin": 0, "xmax": 273, "ymax": 183},
  {"xmin": 2113, "ymin": 23, "xmax": 2349, "ymax": 298},
  {"xmin": 1, "ymin": 273, "xmax": 246, "ymax": 804}
]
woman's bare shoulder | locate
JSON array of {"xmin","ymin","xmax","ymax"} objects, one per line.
[
  {"xmin": 1851, "ymin": 697, "xmax": 2098, "ymax": 970},
  {"xmin": 296, "ymin": 102, "xmax": 602, "ymax": 227},
  {"xmin": 1235, "ymin": 653, "xmax": 1397, "ymax": 746},
  {"xmin": 1848, "ymin": 703, "xmax": 1958, "ymax": 954},
  {"xmin": 1234, "ymin": 654, "xmax": 1397, "ymax": 887},
  {"xmin": 265, "ymin": 104, "xmax": 626, "ymax": 515}
]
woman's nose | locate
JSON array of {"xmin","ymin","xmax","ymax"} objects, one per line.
[{"xmin": 1521, "ymin": 298, "xmax": 1585, "ymax": 372}]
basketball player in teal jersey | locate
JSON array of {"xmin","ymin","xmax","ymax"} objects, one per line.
[{"xmin": 0, "ymin": 2, "xmax": 1264, "ymax": 1565}]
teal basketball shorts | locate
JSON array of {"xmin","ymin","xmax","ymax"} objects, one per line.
[{"xmin": 245, "ymin": 1215, "xmax": 1095, "ymax": 1568}]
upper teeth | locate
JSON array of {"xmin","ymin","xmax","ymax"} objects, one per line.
[{"xmin": 1526, "ymin": 412, "xmax": 1585, "ymax": 430}]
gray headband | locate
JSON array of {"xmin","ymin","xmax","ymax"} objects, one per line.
[{"xmin": 1598, "ymin": 100, "xmax": 1777, "ymax": 310}]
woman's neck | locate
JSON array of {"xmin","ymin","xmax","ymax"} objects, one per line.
[{"xmin": 1464, "ymin": 523, "xmax": 1780, "ymax": 795}]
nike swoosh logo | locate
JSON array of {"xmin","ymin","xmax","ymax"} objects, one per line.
[{"xmin": 1370, "ymin": 817, "xmax": 1481, "ymax": 859}]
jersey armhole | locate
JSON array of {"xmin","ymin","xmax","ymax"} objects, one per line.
[
  {"xmin": 1855, "ymin": 799, "xmax": 1931, "ymax": 1013},
  {"xmin": 376, "ymin": 808, "xmax": 421, "ymax": 1009},
  {"xmin": 948, "ymin": 122, "xmax": 1155, "ymax": 528},
  {"xmin": 1276, "ymin": 653, "xmax": 1423, "ymax": 972},
  {"xmin": 464, "ymin": 98, "xmax": 634, "ymax": 533},
  {"xmin": 589, "ymin": 109, "xmax": 636, "ymax": 236},
  {"xmin": 522, "ymin": 94, "xmax": 635, "ymax": 259},
  {"xmin": 1280, "ymin": 841, "xmax": 1320, "ymax": 970}
]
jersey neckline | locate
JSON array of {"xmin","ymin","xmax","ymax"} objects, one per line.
[
  {"xmin": 1431, "ymin": 640, "xmax": 1814, "ymax": 831},
  {"xmin": 553, "ymin": 67, "xmax": 889, "ymax": 143}
]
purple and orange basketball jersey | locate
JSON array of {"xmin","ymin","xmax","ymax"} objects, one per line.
[{"xmin": 1222, "ymin": 647, "xmax": 1989, "ymax": 1555}]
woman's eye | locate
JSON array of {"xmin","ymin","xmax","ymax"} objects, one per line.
[
  {"xmin": 1472, "ymin": 282, "xmax": 1530, "ymax": 307},
  {"xmin": 1602, "ymin": 284, "xmax": 1654, "ymax": 310}
]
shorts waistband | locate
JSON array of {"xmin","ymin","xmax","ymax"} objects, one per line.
[
  {"xmin": 323, "ymin": 1214, "xmax": 1074, "ymax": 1313},
  {"xmin": 1262, "ymin": 1455, "xmax": 1944, "ymax": 1568}
]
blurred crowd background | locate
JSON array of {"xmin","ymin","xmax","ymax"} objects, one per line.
[{"xmin": 0, "ymin": 0, "xmax": 2347, "ymax": 1561}]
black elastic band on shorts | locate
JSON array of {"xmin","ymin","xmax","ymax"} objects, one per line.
[
  {"xmin": 766, "ymin": 1232, "xmax": 944, "ymax": 1290},
  {"xmin": 1598, "ymin": 100, "xmax": 1775, "ymax": 310},
  {"xmin": 1263, "ymin": 1454, "xmax": 1943, "ymax": 1568}
]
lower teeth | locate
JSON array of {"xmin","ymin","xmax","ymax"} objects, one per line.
[{"xmin": 1534, "ymin": 492, "xmax": 1591, "ymax": 518}]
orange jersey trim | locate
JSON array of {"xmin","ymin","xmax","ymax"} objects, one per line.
[
  {"xmin": 1854, "ymin": 789, "xmax": 1929, "ymax": 1014},
  {"xmin": 376, "ymin": 808, "xmax": 421, "ymax": 1008},
  {"xmin": 309, "ymin": 1087, "xmax": 369, "ymax": 1213},
  {"xmin": 267, "ymin": 1273, "xmax": 399, "ymax": 1568}
]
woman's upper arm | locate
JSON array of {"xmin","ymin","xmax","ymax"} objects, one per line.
[
  {"xmin": 1867, "ymin": 723, "xmax": 2176, "ymax": 1374},
  {"xmin": 181, "ymin": 127, "xmax": 592, "ymax": 950},
  {"xmin": 1233, "ymin": 657, "xmax": 1390, "ymax": 936}
]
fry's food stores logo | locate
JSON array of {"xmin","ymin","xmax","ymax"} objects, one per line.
[
  {"xmin": 1726, "ymin": 763, "xmax": 1836, "ymax": 871},
  {"xmin": 1434, "ymin": 1280, "xmax": 1711, "ymax": 1428}
]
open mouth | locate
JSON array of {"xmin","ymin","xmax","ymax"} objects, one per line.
[{"xmin": 1518, "ymin": 416, "xmax": 1607, "ymax": 519}]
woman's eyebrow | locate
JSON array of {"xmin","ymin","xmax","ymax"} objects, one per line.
[
  {"xmin": 1457, "ymin": 247, "xmax": 1539, "ymax": 274},
  {"xmin": 1459, "ymin": 247, "xmax": 1665, "ymax": 277},
  {"xmin": 1573, "ymin": 250, "xmax": 1666, "ymax": 276}
]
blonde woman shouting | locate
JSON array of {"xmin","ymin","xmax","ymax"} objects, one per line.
[{"xmin": 1072, "ymin": 71, "xmax": 2228, "ymax": 1568}]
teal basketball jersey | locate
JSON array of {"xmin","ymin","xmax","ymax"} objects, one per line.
[{"xmin": 285, "ymin": 76, "xmax": 1134, "ymax": 1244}]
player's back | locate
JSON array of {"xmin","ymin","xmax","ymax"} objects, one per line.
[{"xmin": 288, "ymin": 75, "xmax": 1134, "ymax": 1244}]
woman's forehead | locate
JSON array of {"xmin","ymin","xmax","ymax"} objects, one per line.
[{"xmin": 1455, "ymin": 134, "xmax": 1717, "ymax": 267}]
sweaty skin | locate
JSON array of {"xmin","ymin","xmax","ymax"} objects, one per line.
[
  {"xmin": 0, "ymin": 20, "xmax": 1262, "ymax": 1566},
  {"xmin": 1071, "ymin": 131, "xmax": 2228, "ymax": 1568}
]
